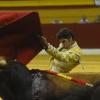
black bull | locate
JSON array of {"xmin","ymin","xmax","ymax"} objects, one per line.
[
  {"xmin": 0, "ymin": 58, "xmax": 100, "ymax": 100},
  {"xmin": 0, "ymin": 58, "xmax": 32, "ymax": 100}
]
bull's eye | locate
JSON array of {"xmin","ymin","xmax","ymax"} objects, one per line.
[
  {"xmin": 36, "ymin": 72, "xmax": 42, "ymax": 77},
  {"xmin": 32, "ymin": 72, "xmax": 43, "ymax": 79}
]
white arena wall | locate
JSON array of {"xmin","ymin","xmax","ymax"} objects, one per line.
[{"xmin": 38, "ymin": 49, "xmax": 100, "ymax": 55}]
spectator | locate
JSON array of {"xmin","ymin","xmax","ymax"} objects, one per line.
[
  {"xmin": 51, "ymin": 19, "xmax": 63, "ymax": 24},
  {"xmin": 41, "ymin": 28, "xmax": 81, "ymax": 73},
  {"xmin": 79, "ymin": 16, "xmax": 89, "ymax": 24}
]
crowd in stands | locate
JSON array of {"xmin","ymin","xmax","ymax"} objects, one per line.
[{"xmin": 51, "ymin": 15, "xmax": 100, "ymax": 24}]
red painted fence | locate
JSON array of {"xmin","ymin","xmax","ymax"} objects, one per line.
[{"xmin": 42, "ymin": 23, "xmax": 100, "ymax": 48}]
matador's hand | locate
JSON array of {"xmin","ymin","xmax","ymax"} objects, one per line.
[{"xmin": 40, "ymin": 36, "xmax": 48, "ymax": 49}]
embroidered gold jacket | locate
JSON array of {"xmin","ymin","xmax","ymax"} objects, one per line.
[{"xmin": 46, "ymin": 42, "xmax": 81, "ymax": 73}]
